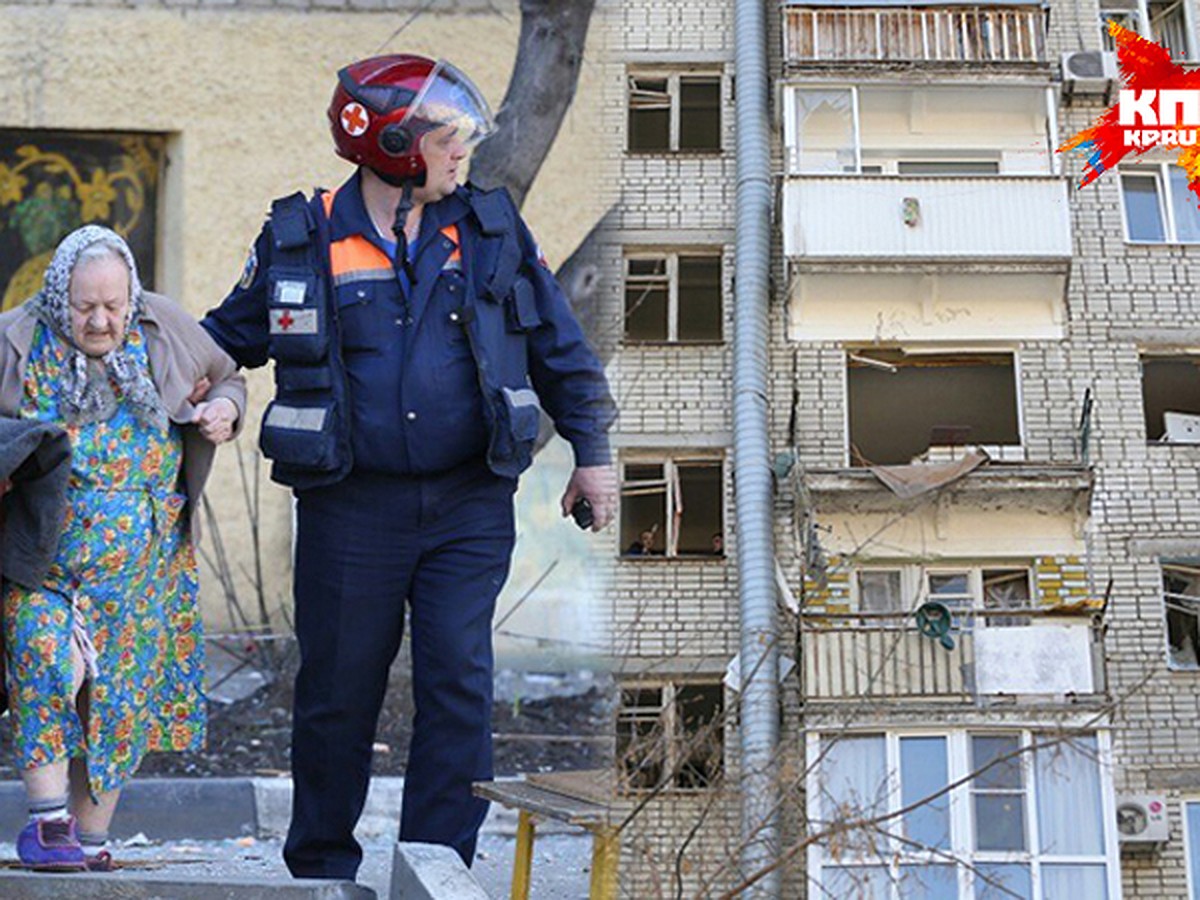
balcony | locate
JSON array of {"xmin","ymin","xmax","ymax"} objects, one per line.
[
  {"xmin": 800, "ymin": 611, "xmax": 1106, "ymax": 704},
  {"xmin": 782, "ymin": 174, "xmax": 1071, "ymax": 263},
  {"xmin": 784, "ymin": 3, "xmax": 1048, "ymax": 65}
]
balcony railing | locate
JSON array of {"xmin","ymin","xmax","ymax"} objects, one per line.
[
  {"xmin": 782, "ymin": 174, "xmax": 1072, "ymax": 261},
  {"xmin": 800, "ymin": 610, "xmax": 1106, "ymax": 703},
  {"xmin": 784, "ymin": 5, "xmax": 1047, "ymax": 64}
]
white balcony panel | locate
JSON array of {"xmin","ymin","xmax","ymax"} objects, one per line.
[
  {"xmin": 975, "ymin": 623, "xmax": 1095, "ymax": 695},
  {"xmin": 789, "ymin": 270, "xmax": 1067, "ymax": 341},
  {"xmin": 802, "ymin": 627, "xmax": 972, "ymax": 700},
  {"xmin": 783, "ymin": 175, "xmax": 1072, "ymax": 260}
]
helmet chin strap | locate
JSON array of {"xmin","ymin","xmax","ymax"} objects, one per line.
[{"xmin": 389, "ymin": 178, "xmax": 418, "ymax": 326}]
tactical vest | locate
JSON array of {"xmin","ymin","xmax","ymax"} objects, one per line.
[{"xmin": 257, "ymin": 186, "xmax": 542, "ymax": 490}]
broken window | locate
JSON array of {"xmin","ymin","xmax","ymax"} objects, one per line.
[
  {"xmin": 846, "ymin": 351, "xmax": 1021, "ymax": 467},
  {"xmin": 1148, "ymin": 0, "xmax": 1194, "ymax": 59},
  {"xmin": 623, "ymin": 252, "xmax": 723, "ymax": 343},
  {"xmin": 624, "ymin": 258, "xmax": 669, "ymax": 340},
  {"xmin": 1121, "ymin": 166, "xmax": 1200, "ymax": 244},
  {"xmin": 928, "ymin": 570, "xmax": 975, "ymax": 630},
  {"xmin": 627, "ymin": 73, "xmax": 721, "ymax": 153},
  {"xmin": 616, "ymin": 687, "xmax": 665, "ymax": 789},
  {"xmin": 1099, "ymin": 0, "xmax": 1194, "ymax": 58},
  {"xmin": 1142, "ymin": 354, "xmax": 1200, "ymax": 441},
  {"xmin": 1163, "ymin": 563, "xmax": 1200, "ymax": 669},
  {"xmin": 983, "ymin": 569, "xmax": 1032, "ymax": 627},
  {"xmin": 856, "ymin": 569, "xmax": 904, "ymax": 616},
  {"xmin": 790, "ymin": 88, "xmax": 857, "ymax": 173},
  {"xmin": 851, "ymin": 565, "xmax": 1033, "ymax": 627},
  {"xmin": 617, "ymin": 682, "xmax": 724, "ymax": 791},
  {"xmin": 1101, "ymin": 0, "xmax": 1141, "ymax": 49},
  {"xmin": 628, "ymin": 76, "xmax": 670, "ymax": 151},
  {"xmin": 679, "ymin": 78, "xmax": 721, "ymax": 151},
  {"xmin": 620, "ymin": 458, "xmax": 724, "ymax": 558}
]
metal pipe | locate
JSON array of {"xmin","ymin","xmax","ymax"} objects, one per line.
[{"xmin": 733, "ymin": 0, "xmax": 781, "ymax": 892}]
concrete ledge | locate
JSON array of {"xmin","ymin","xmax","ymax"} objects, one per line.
[
  {"xmin": 0, "ymin": 775, "xmax": 573, "ymax": 843},
  {"xmin": 0, "ymin": 871, "xmax": 373, "ymax": 899},
  {"xmin": 0, "ymin": 779, "xmax": 257, "ymax": 841},
  {"xmin": 390, "ymin": 843, "xmax": 488, "ymax": 900}
]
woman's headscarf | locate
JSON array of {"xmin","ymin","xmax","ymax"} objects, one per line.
[{"xmin": 29, "ymin": 225, "xmax": 167, "ymax": 431}]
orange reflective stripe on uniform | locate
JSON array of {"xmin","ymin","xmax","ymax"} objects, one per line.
[
  {"xmin": 322, "ymin": 188, "xmax": 394, "ymax": 286},
  {"xmin": 322, "ymin": 190, "xmax": 461, "ymax": 283},
  {"xmin": 440, "ymin": 224, "xmax": 461, "ymax": 265}
]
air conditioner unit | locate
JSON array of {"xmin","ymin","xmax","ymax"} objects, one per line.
[
  {"xmin": 1116, "ymin": 795, "xmax": 1169, "ymax": 847},
  {"xmin": 1062, "ymin": 50, "xmax": 1119, "ymax": 93}
]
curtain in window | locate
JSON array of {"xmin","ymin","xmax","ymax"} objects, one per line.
[
  {"xmin": 1170, "ymin": 166, "xmax": 1200, "ymax": 243},
  {"xmin": 1188, "ymin": 802, "xmax": 1200, "ymax": 900},
  {"xmin": 821, "ymin": 735, "xmax": 887, "ymax": 856},
  {"xmin": 900, "ymin": 736, "xmax": 950, "ymax": 849},
  {"xmin": 1036, "ymin": 735, "xmax": 1105, "ymax": 855},
  {"xmin": 823, "ymin": 866, "xmax": 890, "ymax": 898},
  {"xmin": 1041, "ymin": 864, "xmax": 1108, "ymax": 899}
]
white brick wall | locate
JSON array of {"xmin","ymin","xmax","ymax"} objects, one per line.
[{"xmin": 603, "ymin": 0, "xmax": 1200, "ymax": 894}]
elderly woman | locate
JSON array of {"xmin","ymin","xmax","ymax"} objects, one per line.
[{"xmin": 0, "ymin": 225, "xmax": 244, "ymax": 870}]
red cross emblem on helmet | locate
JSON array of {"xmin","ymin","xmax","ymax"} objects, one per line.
[
  {"xmin": 327, "ymin": 54, "xmax": 496, "ymax": 184},
  {"xmin": 339, "ymin": 102, "xmax": 370, "ymax": 137}
]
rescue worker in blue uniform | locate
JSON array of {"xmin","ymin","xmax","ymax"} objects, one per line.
[{"xmin": 200, "ymin": 55, "xmax": 616, "ymax": 881}]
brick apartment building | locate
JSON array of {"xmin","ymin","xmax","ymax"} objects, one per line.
[{"xmin": 601, "ymin": 0, "xmax": 1200, "ymax": 896}]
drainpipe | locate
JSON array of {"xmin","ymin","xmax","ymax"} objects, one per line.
[{"xmin": 733, "ymin": 0, "xmax": 780, "ymax": 893}]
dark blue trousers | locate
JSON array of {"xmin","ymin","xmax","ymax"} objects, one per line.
[{"xmin": 282, "ymin": 462, "xmax": 516, "ymax": 880}]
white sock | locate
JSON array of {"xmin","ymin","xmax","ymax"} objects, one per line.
[{"xmin": 28, "ymin": 796, "xmax": 69, "ymax": 822}]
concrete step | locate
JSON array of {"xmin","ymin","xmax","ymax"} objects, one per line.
[{"xmin": 0, "ymin": 871, "xmax": 374, "ymax": 899}]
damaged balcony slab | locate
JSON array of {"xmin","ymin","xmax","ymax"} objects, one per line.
[{"xmin": 801, "ymin": 465, "xmax": 1093, "ymax": 500}]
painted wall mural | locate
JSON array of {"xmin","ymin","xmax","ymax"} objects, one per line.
[{"xmin": 0, "ymin": 131, "xmax": 164, "ymax": 311}]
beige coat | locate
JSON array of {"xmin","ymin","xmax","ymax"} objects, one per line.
[{"xmin": 0, "ymin": 292, "xmax": 248, "ymax": 537}]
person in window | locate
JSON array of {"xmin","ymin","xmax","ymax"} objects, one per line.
[
  {"xmin": 710, "ymin": 532, "xmax": 724, "ymax": 556},
  {"xmin": 626, "ymin": 525, "xmax": 660, "ymax": 556},
  {"xmin": 0, "ymin": 226, "xmax": 244, "ymax": 870}
]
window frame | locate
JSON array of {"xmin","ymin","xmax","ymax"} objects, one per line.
[
  {"xmin": 615, "ymin": 679, "xmax": 725, "ymax": 793},
  {"xmin": 842, "ymin": 348, "xmax": 1026, "ymax": 468},
  {"xmin": 806, "ymin": 728, "xmax": 1121, "ymax": 899},
  {"xmin": 781, "ymin": 85, "xmax": 1052, "ymax": 177},
  {"xmin": 622, "ymin": 249, "xmax": 725, "ymax": 344},
  {"xmin": 1120, "ymin": 163, "xmax": 1200, "ymax": 244},
  {"xmin": 850, "ymin": 564, "xmax": 1035, "ymax": 628},
  {"xmin": 1184, "ymin": 798, "xmax": 1200, "ymax": 900},
  {"xmin": 626, "ymin": 70, "xmax": 723, "ymax": 155},
  {"xmin": 619, "ymin": 454, "xmax": 726, "ymax": 560},
  {"xmin": 1140, "ymin": 351, "xmax": 1200, "ymax": 442},
  {"xmin": 1162, "ymin": 561, "xmax": 1200, "ymax": 671},
  {"xmin": 1102, "ymin": 0, "xmax": 1197, "ymax": 60}
]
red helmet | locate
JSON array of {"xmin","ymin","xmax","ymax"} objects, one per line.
[{"xmin": 328, "ymin": 55, "xmax": 495, "ymax": 184}]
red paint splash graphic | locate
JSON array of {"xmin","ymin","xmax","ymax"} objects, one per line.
[{"xmin": 1058, "ymin": 22, "xmax": 1200, "ymax": 207}]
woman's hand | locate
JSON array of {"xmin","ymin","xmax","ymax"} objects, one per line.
[{"xmin": 192, "ymin": 397, "xmax": 238, "ymax": 444}]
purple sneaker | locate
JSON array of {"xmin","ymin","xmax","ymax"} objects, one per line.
[{"xmin": 17, "ymin": 817, "xmax": 87, "ymax": 871}]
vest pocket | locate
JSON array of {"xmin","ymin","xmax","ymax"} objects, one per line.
[
  {"xmin": 505, "ymin": 277, "xmax": 541, "ymax": 333},
  {"xmin": 276, "ymin": 365, "xmax": 333, "ymax": 393},
  {"xmin": 336, "ymin": 282, "xmax": 387, "ymax": 352},
  {"xmin": 268, "ymin": 268, "xmax": 329, "ymax": 363},
  {"xmin": 489, "ymin": 386, "xmax": 542, "ymax": 476},
  {"xmin": 259, "ymin": 399, "xmax": 340, "ymax": 472}
]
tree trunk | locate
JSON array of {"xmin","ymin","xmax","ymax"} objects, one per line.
[{"xmin": 470, "ymin": 0, "xmax": 598, "ymax": 209}]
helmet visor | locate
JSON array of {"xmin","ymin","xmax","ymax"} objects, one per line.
[{"xmin": 401, "ymin": 60, "xmax": 496, "ymax": 149}]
